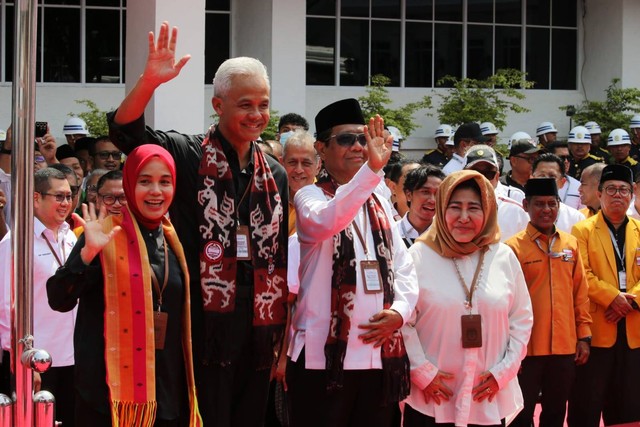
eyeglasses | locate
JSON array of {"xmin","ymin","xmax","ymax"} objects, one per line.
[
  {"xmin": 513, "ymin": 155, "xmax": 536, "ymax": 164},
  {"xmin": 69, "ymin": 185, "xmax": 80, "ymax": 197},
  {"xmin": 40, "ymin": 192, "xmax": 72, "ymax": 203},
  {"xmin": 34, "ymin": 155, "xmax": 45, "ymax": 163},
  {"xmin": 603, "ymin": 185, "xmax": 632, "ymax": 197},
  {"xmin": 98, "ymin": 193, "xmax": 127, "ymax": 205},
  {"xmin": 558, "ymin": 155, "xmax": 571, "ymax": 162},
  {"xmin": 96, "ymin": 151, "xmax": 122, "ymax": 160},
  {"xmin": 86, "ymin": 185, "xmax": 97, "ymax": 194},
  {"xmin": 330, "ymin": 133, "xmax": 367, "ymax": 147}
]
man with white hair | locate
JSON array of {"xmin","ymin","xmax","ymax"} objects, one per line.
[{"xmin": 107, "ymin": 22, "xmax": 288, "ymax": 427}]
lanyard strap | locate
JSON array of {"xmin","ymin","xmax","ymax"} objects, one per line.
[
  {"xmin": 608, "ymin": 228, "xmax": 625, "ymax": 270},
  {"xmin": 42, "ymin": 232, "xmax": 65, "ymax": 267},
  {"xmin": 452, "ymin": 248, "xmax": 487, "ymax": 313},
  {"xmin": 150, "ymin": 235, "xmax": 170, "ymax": 311},
  {"xmin": 352, "ymin": 204, "xmax": 370, "ymax": 258},
  {"xmin": 236, "ymin": 172, "xmax": 255, "ymax": 226}
]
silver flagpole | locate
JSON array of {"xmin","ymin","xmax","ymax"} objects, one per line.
[{"xmin": 11, "ymin": 1, "xmax": 50, "ymax": 426}]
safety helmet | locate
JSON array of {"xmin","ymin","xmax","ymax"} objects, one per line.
[
  {"xmin": 0, "ymin": 129, "xmax": 5, "ymax": 142},
  {"xmin": 479, "ymin": 122, "xmax": 498, "ymax": 136},
  {"xmin": 387, "ymin": 126, "xmax": 403, "ymax": 152},
  {"xmin": 434, "ymin": 124, "xmax": 453, "ymax": 139},
  {"xmin": 63, "ymin": 117, "xmax": 88, "ymax": 135},
  {"xmin": 535, "ymin": 121, "xmax": 558, "ymax": 136},
  {"xmin": 567, "ymin": 126, "xmax": 591, "ymax": 144},
  {"xmin": 508, "ymin": 131, "xmax": 534, "ymax": 150},
  {"xmin": 584, "ymin": 121, "xmax": 602, "ymax": 134},
  {"xmin": 607, "ymin": 128, "xmax": 631, "ymax": 146},
  {"xmin": 630, "ymin": 114, "xmax": 640, "ymax": 129}
]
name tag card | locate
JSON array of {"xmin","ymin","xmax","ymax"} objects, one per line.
[
  {"xmin": 154, "ymin": 311, "xmax": 168, "ymax": 350},
  {"xmin": 361, "ymin": 260, "xmax": 383, "ymax": 294},
  {"xmin": 461, "ymin": 314, "xmax": 482, "ymax": 348},
  {"xmin": 236, "ymin": 225, "xmax": 252, "ymax": 261}
]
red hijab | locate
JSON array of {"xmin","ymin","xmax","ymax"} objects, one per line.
[{"xmin": 122, "ymin": 144, "xmax": 176, "ymax": 230}]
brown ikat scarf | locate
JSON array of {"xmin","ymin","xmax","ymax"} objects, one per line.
[
  {"xmin": 315, "ymin": 167, "xmax": 410, "ymax": 403},
  {"xmin": 197, "ymin": 127, "xmax": 287, "ymax": 368}
]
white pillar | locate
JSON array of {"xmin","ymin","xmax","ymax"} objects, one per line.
[
  {"xmin": 124, "ymin": 0, "xmax": 206, "ymax": 133},
  {"xmin": 232, "ymin": 0, "xmax": 307, "ymax": 119}
]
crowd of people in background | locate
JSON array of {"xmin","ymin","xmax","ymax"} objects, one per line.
[{"xmin": 1, "ymin": 20, "xmax": 640, "ymax": 427}]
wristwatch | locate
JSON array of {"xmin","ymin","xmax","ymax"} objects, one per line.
[{"xmin": 578, "ymin": 336, "xmax": 592, "ymax": 344}]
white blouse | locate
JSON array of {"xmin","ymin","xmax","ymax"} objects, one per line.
[{"xmin": 402, "ymin": 242, "xmax": 533, "ymax": 427}]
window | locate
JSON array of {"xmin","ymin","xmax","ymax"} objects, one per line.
[
  {"xmin": 1, "ymin": 0, "xmax": 126, "ymax": 84},
  {"xmin": 204, "ymin": 0, "xmax": 230, "ymax": 84},
  {"xmin": 306, "ymin": 0, "xmax": 578, "ymax": 89}
]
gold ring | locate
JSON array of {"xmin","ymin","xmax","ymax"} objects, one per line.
[{"xmin": 485, "ymin": 387, "xmax": 491, "ymax": 393}]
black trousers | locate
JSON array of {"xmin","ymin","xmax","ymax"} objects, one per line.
[
  {"xmin": 40, "ymin": 365, "xmax": 75, "ymax": 427},
  {"xmin": 567, "ymin": 319, "xmax": 640, "ymax": 427},
  {"xmin": 286, "ymin": 350, "xmax": 394, "ymax": 427},
  {"xmin": 197, "ymin": 296, "xmax": 272, "ymax": 427},
  {"xmin": 510, "ymin": 354, "xmax": 575, "ymax": 427},
  {"xmin": 402, "ymin": 404, "xmax": 505, "ymax": 427}
]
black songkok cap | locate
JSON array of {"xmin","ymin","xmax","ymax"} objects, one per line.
[
  {"xmin": 453, "ymin": 122, "xmax": 488, "ymax": 145},
  {"xmin": 55, "ymin": 144, "xmax": 77, "ymax": 161},
  {"xmin": 74, "ymin": 136, "xmax": 96, "ymax": 152},
  {"xmin": 600, "ymin": 164, "xmax": 634, "ymax": 186},
  {"xmin": 315, "ymin": 98, "xmax": 365, "ymax": 135},
  {"xmin": 525, "ymin": 178, "xmax": 558, "ymax": 198}
]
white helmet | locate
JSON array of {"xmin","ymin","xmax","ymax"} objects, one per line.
[
  {"xmin": 0, "ymin": 129, "xmax": 5, "ymax": 142},
  {"xmin": 387, "ymin": 126, "xmax": 403, "ymax": 152},
  {"xmin": 630, "ymin": 114, "xmax": 640, "ymax": 129},
  {"xmin": 434, "ymin": 124, "xmax": 453, "ymax": 139},
  {"xmin": 508, "ymin": 131, "xmax": 533, "ymax": 149},
  {"xmin": 63, "ymin": 117, "xmax": 88, "ymax": 135},
  {"xmin": 584, "ymin": 121, "xmax": 602, "ymax": 134},
  {"xmin": 535, "ymin": 121, "xmax": 558, "ymax": 136},
  {"xmin": 607, "ymin": 128, "xmax": 631, "ymax": 146},
  {"xmin": 480, "ymin": 122, "xmax": 498, "ymax": 135},
  {"xmin": 567, "ymin": 126, "xmax": 591, "ymax": 143}
]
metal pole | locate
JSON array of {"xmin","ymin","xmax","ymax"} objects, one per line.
[{"xmin": 11, "ymin": 0, "xmax": 38, "ymax": 426}]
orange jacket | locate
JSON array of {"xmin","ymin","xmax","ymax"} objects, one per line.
[
  {"xmin": 506, "ymin": 224, "xmax": 591, "ymax": 355},
  {"xmin": 571, "ymin": 212, "xmax": 640, "ymax": 348}
]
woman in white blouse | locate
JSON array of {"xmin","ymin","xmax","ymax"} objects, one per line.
[{"xmin": 401, "ymin": 170, "xmax": 533, "ymax": 427}]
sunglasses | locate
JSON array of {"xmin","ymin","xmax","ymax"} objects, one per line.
[
  {"xmin": 96, "ymin": 151, "xmax": 123, "ymax": 161},
  {"xmin": 330, "ymin": 133, "xmax": 367, "ymax": 147}
]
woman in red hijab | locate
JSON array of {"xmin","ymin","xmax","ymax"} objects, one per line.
[{"xmin": 48, "ymin": 145, "xmax": 202, "ymax": 427}]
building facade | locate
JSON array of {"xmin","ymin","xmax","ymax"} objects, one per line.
[{"xmin": 0, "ymin": 0, "xmax": 639, "ymax": 157}]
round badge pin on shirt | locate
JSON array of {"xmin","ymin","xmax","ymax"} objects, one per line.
[{"xmin": 204, "ymin": 241, "xmax": 224, "ymax": 263}]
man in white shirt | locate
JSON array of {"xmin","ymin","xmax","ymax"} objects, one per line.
[
  {"xmin": 463, "ymin": 145, "xmax": 530, "ymax": 241},
  {"xmin": 398, "ymin": 164, "xmax": 445, "ymax": 247},
  {"xmin": 288, "ymin": 98, "xmax": 418, "ymax": 427},
  {"xmin": 0, "ymin": 167, "xmax": 77, "ymax": 426},
  {"xmin": 442, "ymin": 123, "xmax": 487, "ymax": 175}
]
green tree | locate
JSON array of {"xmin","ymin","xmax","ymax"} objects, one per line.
[
  {"xmin": 261, "ymin": 110, "xmax": 280, "ymax": 141},
  {"xmin": 358, "ymin": 75, "xmax": 432, "ymax": 138},
  {"xmin": 560, "ymin": 78, "xmax": 640, "ymax": 137},
  {"xmin": 69, "ymin": 99, "xmax": 112, "ymax": 137},
  {"xmin": 434, "ymin": 69, "xmax": 534, "ymax": 130}
]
